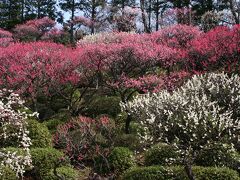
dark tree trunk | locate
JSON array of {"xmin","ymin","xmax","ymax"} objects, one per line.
[
  {"xmin": 91, "ymin": 0, "xmax": 96, "ymax": 34},
  {"xmin": 70, "ymin": 0, "xmax": 75, "ymax": 45}
]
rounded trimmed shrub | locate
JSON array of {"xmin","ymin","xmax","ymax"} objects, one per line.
[
  {"xmin": 45, "ymin": 166, "xmax": 79, "ymax": 180},
  {"xmin": 84, "ymin": 96, "xmax": 121, "ymax": 118},
  {"xmin": 121, "ymin": 166, "xmax": 240, "ymax": 180},
  {"xmin": 27, "ymin": 118, "xmax": 52, "ymax": 148},
  {"xmin": 43, "ymin": 118, "xmax": 64, "ymax": 134},
  {"xmin": 30, "ymin": 148, "xmax": 65, "ymax": 178},
  {"xmin": 144, "ymin": 143, "xmax": 180, "ymax": 166},
  {"xmin": 109, "ymin": 147, "xmax": 136, "ymax": 175},
  {"xmin": 195, "ymin": 143, "xmax": 240, "ymax": 172},
  {"xmin": 0, "ymin": 166, "xmax": 17, "ymax": 180}
]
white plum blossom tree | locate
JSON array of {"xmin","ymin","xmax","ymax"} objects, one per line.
[
  {"xmin": 0, "ymin": 89, "xmax": 32, "ymax": 178},
  {"xmin": 122, "ymin": 73, "xmax": 240, "ymax": 180}
]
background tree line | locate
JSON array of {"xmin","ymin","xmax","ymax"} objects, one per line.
[{"xmin": 0, "ymin": 0, "xmax": 239, "ymax": 44}]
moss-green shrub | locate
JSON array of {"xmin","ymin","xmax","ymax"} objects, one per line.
[
  {"xmin": 44, "ymin": 166, "xmax": 79, "ymax": 180},
  {"xmin": 43, "ymin": 118, "xmax": 64, "ymax": 134},
  {"xmin": 31, "ymin": 148, "xmax": 65, "ymax": 178},
  {"xmin": 121, "ymin": 166, "xmax": 240, "ymax": 180},
  {"xmin": 85, "ymin": 96, "xmax": 121, "ymax": 118},
  {"xmin": 0, "ymin": 166, "xmax": 17, "ymax": 180},
  {"xmin": 109, "ymin": 147, "xmax": 136, "ymax": 175},
  {"xmin": 144, "ymin": 143, "xmax": 180, "ymax": 166},
  {"xmin": 195, "ymin": 143, "xmax": 240, "ymax": 172},
  {"xmin": 27, "ymin": 118, "xmax": 52, "ymax": 147},
  {"xmin": 114, "ymin": 133, "xmax": 141, "ymax": 151}
]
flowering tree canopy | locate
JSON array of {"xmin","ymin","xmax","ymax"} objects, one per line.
[
  {"xmin": 123, "ymin": 72, "xmax": 240, "ymax": 156},
  {"xmin": 0, "ymin": 89, "xmax": 32, "ymax": 177}
]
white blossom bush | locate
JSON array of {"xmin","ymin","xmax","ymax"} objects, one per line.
[
  {"xmin": 0, "ymin": 89, "xmax": 32, "ymax": 177},
  {"xmin": 122, "ymin": 73, "xmax": 240, "ymax": 162}
]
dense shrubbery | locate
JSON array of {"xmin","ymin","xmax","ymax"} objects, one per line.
[
  {"xmin": 27, "ymin": 118, "xmax": 52, "ymax": 148},
  {"xmin": 45, "ymin": 166, "xmax": 79, "ymax": 180},
  {"xmin": 53, "ymin": 116, "xmax": 115, "ymax": 168},
  {"xmin": 30, "ymin": 148, "xmax": 65, "ymax": 178},
  {"xmin": 108, "ymin": 147, "xmax": 136, "ymax": 175},
  {"xmin": 144, "ymin": 143, "xmax": 180, "ymax": 166},
  {"xmin": 122, "ymin": 166, "xmax": 240, "ymax": 180}
]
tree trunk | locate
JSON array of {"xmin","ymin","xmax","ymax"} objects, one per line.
[
  {"xmin": 91, "ymin": 0, "xmax": 96, "ymax": 34},
  {"xmin": 21, "ymin": 0, "xmax": 24, "ymax": 23},
  {"xmin": 140, "ymin": 0, "xmax": 150, "ymax": 33},
  {"xmin": 184, "ymin": 163, "xmax": 195, "ymax": 180},
  {"xmin": 125, "ymin": 114, "xmax": 131, "ymax": 134},
  {"xmin": 70, "ymin": 0, "xmax": 75, "ymax": 45},
  {"xmin": 229, "ymin": 0, "xmax": 240, "ymax": 24},
  {"xmin": 148, "ymin": 0, "xmax": 152, "ymax": 32},
  {"xmin": 155, "ymin": 0, "xmax": 160, "ymax": 31}
]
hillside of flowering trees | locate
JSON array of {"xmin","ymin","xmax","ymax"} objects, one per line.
[{"xmin": 0, "ymin": 1, "xmax": 240, "ymax": 179}]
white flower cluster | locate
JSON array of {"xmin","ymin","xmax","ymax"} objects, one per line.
[
  {"xmin": 77, "ymin": 31, "xmax": 135, "ymax": 46},
  {"xmin": 122, "ymin": 73, "xmax": 240, "ymax": 150},
  {"xmin": 0, "ymin": 89, "xmax": 32, "ymax": 177}
]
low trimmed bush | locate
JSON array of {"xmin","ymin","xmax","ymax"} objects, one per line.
[
  {"xmin": 109, "ymin": 147, "xmax": 136, "ymax": 175},
  {"xmin": 30, "ymin": 148, "xmax": 65, "ymax": 178},
  {"xmin": 121, "ymin": 166, "xmax": 240, "ymax": 180},
  {"xmin": 0, "ymin": 166, "xmax": 17, "ymax": 180},
  {"xmin": 45, "ymin": 166, "xmax": 79, "ymax": 180},
  {"xmin": 195, "ymin": 143, "xmax": 240, "ymax": 172},
  {"xmin": 43, "ymin": 118, "xmax": 64, "ymax": 134},
  {"xmin": 144, "ymin": 143, "xmax": 180, "ymax": 166},
  {"xmin": 84, "ymin": 96, "xmax": 121, "ymax": 118},
  {"xmin": 27, "ymin": 118, "xmax": 52, "ymax": 148}
]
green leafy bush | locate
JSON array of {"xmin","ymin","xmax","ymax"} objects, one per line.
[
  {"xmin": 43, "ymin": 118, "xmax": 64, "ymax": 134},
  {"xmin": 195, "ymin": 143, "xmax": 240, "ymax": 172},
  {"xmin": 121, "ymin": 166, "xmax": 240, "ymax": 180},
  {"xmin": 144, "ymin": 143, "xmax": 180, "ymax": 166},
  {"xmin": 27, "ymin": 118, "xmax": 52, "ymax": 148},
  {"xmin": 114, "ymin": 133, "xmax": 141, "ymax": 151},
  {"xmin": 45, "ymin": 166, "xmax": 79, "ymax": 180},
  {"xmin": 0, "ymin": 166, "xmax": 17, "ymax": 180},
  {"xmin": 84, "ymin": 96, "xmax": 121, "ymax": 118},
  {"xmin": 109, "ymin": 147, "xmax": 136, "ymax": 175},
  {"xmin": 30, "ymin": 148, "xmax": 65, "ymax": 178}
]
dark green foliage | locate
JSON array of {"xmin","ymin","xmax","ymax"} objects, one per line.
[
  {"xmin": 144, "ymin": 143, "xmax": 180, "ymax": 166},
  {"xmin": 0, "ymin": 166, "xmax": 17, "ymax": 180},
  {"xmin": 122, "ymin": 166, "xmax": 240, "ymax": 180},
  {"xmin": 114, "ymin": 133, "xmax": 141, "ymax": 151},
  {"xmin": 109, "ymin": 147, "xmax": 136, "ymax": 175},
  {"xmin": 195, "ymin": 143, "xmax": 240, "ymax": 173},
  {"xmin": 30, "ymin": 148, "xmax": 65, "ymax": 178},
  {"xmin": 27, "ymin": 118, "xmax": 52, "ymax": 148},
  {"xmin": 43, "ymin": 118, "xmax": 64, "ymax": 134},
  {"xmin": 45, "ymin": 166, "xmax": 79, "ymax": 180},
  {"xmin": 84, "ymin": 96, "xmax": 121, "ymax": 118},
  {"xmin": 121, "ymin": 166, "xmax": 176, "ymax": 180}
]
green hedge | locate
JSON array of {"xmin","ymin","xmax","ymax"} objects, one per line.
[
  {"xmin": 0, "ymin": 166, "xmax": 17, "ymax": 180},
  {"xmin": 27, "ymin": 118, "xmax": 52, "ymax": 147},
  {"xmin": 45, "ymin": 166, "xmax": 79, "ymax": 180},
  {"xmin": 43, "ymin": 118, "xmax": 64, "ymax": 134},
  {"xmin": 144, "ymin": 143, "xmax": 180, "ymax": 166},
  {"xmin": 121, "ymin": 166, "xmax": 240, "ymax": 180},
  {"xmin": 109, "ymin": 147, "xmax": 136, "ymax": 175},
  {"xmin": 31, "ymin": 148, "xmax": 65, "ymax": 178},
  {"xmin": 84, "ymin": 96, "xmax": 121, "ymax": 118}
]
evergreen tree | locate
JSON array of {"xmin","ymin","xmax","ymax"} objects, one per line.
[{"xmin": 0, "ymin": 0, "xmax": 21, "ymax": 29}]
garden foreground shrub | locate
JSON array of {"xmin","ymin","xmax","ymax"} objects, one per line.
[
  {"xmin": 144, "ymin": 143, "xmax": 180, "ymax": 166},
  {"xmin": 108, "ymin": 147, "xmax": 136, "ymax": 176},
  {"xmin": 30, "ymin": 148, "xmax": 65, "ymax": 178},
  {"xmin": 121, "ymin": 166, "xmax": 240, "ymax": 180},
  {"xmin": 27, "ymin": 118, "xmax": 52, "ymax": 148}
]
